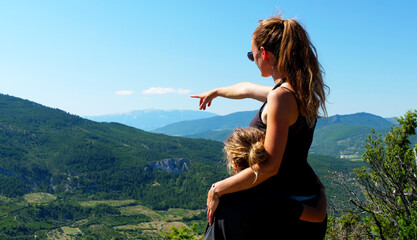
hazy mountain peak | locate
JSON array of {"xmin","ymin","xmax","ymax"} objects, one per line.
[{"xmin": 84, "ymin": 109, "xmax": 218, "ymax": 131}]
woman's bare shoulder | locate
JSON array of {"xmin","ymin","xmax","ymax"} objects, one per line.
[
  {"xmin": 266, "ymin": 87, "xmax": 298, "ymax": 124},
  {"xmin": 267, "ymin": 86, "xmax": 296, "ymax": 104}
]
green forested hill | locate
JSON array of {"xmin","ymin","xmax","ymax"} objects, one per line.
[
  {"xmin": 316, "ymin": 112, "xmax": 392, "ymax": 130},
  {"xmin": 0, "ymin": 94, "xmax": 227, "ymax": 210},
  {"xmin": 0, "ymin": 93, "xmax": 373, "ymax": 238},
  {"xmin": 308, "ymin": 154, "xmax": 365, "ymax": 210},
  {"xmin": 0, "ymin": 92, "xmax": 367, "ymax": 210},
  {"xmin": 310, "ymin": 113, "xmax": 394, "ymax": 159}
]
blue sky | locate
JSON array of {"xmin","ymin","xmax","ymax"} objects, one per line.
[{"xmin": 1, "ymin": 1, "xmax": 416, "ymax": 118}]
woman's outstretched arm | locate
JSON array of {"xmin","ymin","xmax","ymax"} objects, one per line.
[{"xmin": 190, "ymin": 82, "xmax": 272, "ymax": 110}]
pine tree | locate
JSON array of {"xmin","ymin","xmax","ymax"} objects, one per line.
[{"xmin": 350, "ymin": 110, "xmax": 417, "ymax": 239}]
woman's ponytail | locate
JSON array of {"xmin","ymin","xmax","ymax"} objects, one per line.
[{"xmin": 253, "ymin": 17, "xmax": 329, "ymax": 127}]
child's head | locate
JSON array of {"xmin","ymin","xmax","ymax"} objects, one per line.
[{"xmin": 224, "ymin": 127, "xmax": 267, "ymax": 175}]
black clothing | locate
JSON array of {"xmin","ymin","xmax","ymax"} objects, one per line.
[
  {"xmin": 248, "ymin": 81, "xmax": 284, "ymax": 132},
  {"xmin": 204, "ymin": 181, "xmax": 304, "ymax": 240},
  {"xmin": 204, "ymin": 82, "xmax": 326, "ymax": 239},
  {"xmin": 249, "ymin": 83, "xmax": 319, "ymax": 197}
]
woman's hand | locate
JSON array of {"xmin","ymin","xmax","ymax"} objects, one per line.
[
  {"xmin": 190, "ymin": 89, "xmax": 218, "ymax": 110},
  {"xmin": 207, "ymin": 184, "xmax": 220, "ymax": 225}
]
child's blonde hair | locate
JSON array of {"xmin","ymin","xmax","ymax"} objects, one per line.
[{"xmin": 224, "ymin": 127, "xmax": 267, "ymax": 180}]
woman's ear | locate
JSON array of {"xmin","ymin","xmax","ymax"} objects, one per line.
[{"xmin": 259, "ymin": 46, "xmax": 268, "ymax": 61}]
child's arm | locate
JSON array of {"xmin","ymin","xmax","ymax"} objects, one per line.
[{"xmin": 299, "ymin": 178, "xmax": 327, "ymax": 222}]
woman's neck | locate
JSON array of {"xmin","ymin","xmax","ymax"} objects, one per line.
[
  {"xmin": 271, "ymin": 70, "xmax": 284, "ymax": 85},
  {"xmin": 273, "ymin": 77, "xmax": 285, "ymax": 86}
]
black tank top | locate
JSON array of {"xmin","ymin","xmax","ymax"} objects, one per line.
[{"xmin": 249, "ymin": 82, "xmax": 319, "ymax": 196}]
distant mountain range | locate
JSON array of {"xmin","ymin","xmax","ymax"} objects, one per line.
[
  {"xmin": 87, "ymin": 108, "xmax": 405, "ymax": 160},
  {"xmin": 153, "ymin": 111, "xmax": 403, "ymax": 160},
  {"xmin": 153, "ymin": 110, "xmax": 256, "ymax": 135},
  {"xmin": 85, "ymin": 108, "xmax": 401, "ymax": 159},
  {"xmin": 84, "ymin": 109, "xmax": 218, "ymax": 131}
]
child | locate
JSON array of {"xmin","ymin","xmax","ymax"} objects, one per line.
[{"xmin": 224, "ymin": 127, "xmax": 268, "ymax": 178}]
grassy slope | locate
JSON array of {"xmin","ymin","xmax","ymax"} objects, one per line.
[{"xmin": 0, "ymin": 93, "xmax": 227, "ymax": 210}]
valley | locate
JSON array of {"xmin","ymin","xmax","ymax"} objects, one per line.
[{"xmin": 0, "ymin": 93, "xmax": 407, "ymax": 238}]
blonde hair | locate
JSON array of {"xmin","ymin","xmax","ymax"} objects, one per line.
[
  {"xmin": 224, "ymin": 127, "xmax": 267, "ymax": 180},
  {"xmin": 253, "ymin": 16, "xmax": 329, "ymax": 126}
]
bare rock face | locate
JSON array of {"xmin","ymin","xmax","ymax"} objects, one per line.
[{"xmin": 147, "ymin": 158, "xmax": 190, "ymax": 174}]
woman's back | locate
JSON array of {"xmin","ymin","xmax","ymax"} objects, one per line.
[{"xmin": 250, "ymin": 84, "xmax": 319, "ymax": 197}]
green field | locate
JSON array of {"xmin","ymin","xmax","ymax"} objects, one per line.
[
  {"xmin": 0, "ymin": 194, "xmax": 206, "ymax": 239},
  {"xmin": 23, "ymin": 192, "xmax": 57, "ymax": 204}
]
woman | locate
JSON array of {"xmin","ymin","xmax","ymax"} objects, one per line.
[{"xmin": 192, "ymin": 16, "xmax": 328, "ymax": 239}]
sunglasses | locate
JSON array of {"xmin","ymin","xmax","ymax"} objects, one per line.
[
  {"xmin": 248, "ymin": 47, "xmax": 272, "ymax": 62},
  {"xmin": 247, "ymin": 51, "xmax": 254, "ymax": 62}
]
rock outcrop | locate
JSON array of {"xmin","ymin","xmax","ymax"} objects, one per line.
[{"xmin": 147, "ymin": 158, "xmax": 190, "ymax": 174}]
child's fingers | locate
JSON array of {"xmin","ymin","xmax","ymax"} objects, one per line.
[{"xmin": 208, "ymin": 209, "xmax": 213, "ymax": 225}]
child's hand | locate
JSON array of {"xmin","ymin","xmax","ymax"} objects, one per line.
[{"xmin": 206, "ymin": 184, "xmax": 220, "ymax": 225}]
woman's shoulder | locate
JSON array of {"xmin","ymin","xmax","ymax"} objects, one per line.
[
  {"xmin": 267, "ymin": 86, "xmax": 297, "ymax": 106},
  {"xmin": 266, "ymin": 86, "xmax": 299, "ymax": 124}
]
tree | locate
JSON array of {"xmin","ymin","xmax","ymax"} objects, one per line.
[
  {"xmin": 348, "ymin": 110, "xmax": 417, "ymax": 239},
  {"xmin": 161, "ymin": 223, "xmax": 201, "ymax": 240}
]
